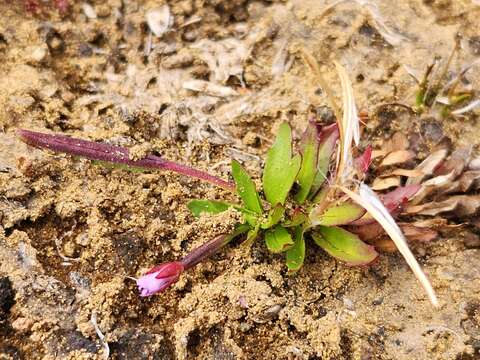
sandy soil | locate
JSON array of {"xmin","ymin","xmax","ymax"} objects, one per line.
[{"xmin": 1, "ymin": 0, "xmax": 480, "ymax": 359}]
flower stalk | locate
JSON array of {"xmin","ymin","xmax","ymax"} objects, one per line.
[
  {"xmin": 17, "ymin": 129, "xmax": 235, "ymax": 191},
  {"xmin": 136, "ymin": 225, "xmax": 250, "ymax": 296}
]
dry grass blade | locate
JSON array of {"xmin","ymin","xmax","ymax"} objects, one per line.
[
  {"xmin": 300, "ymin": 50, "xmax": 341, "ymax": 119},
  {"xmin": 340, "ymin": 184, "xmax": 439, "ymax": 307},
  {"xmin": 334, "ymin": 61, "xmax": 360, "ymax": 183},
  {"xmin": 451, "ymin": 99, "xmax": 480, "ymax": 115}
]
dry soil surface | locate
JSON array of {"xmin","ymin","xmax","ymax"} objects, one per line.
[{"xmin": 1, "ymin": 0, "xmax": 480, "ymax": 359}]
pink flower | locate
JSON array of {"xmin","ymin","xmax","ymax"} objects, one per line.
[{"xmin": 136, "ymin": 261, "xmax": 184, "ymax": 297}]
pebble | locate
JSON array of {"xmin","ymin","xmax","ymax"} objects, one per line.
[
  {"xmin": 82, "ymin": 3, "xmax": 97, "ymax": 19},
  {"xmin": 29, "ymin": 45, "xmax": 49, "ymax": 64},
  {"xmin": 75, "ymin": 233, "xmax": 90, "ymax": 246}
]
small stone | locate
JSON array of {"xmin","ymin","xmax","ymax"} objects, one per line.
[
  {"xmin": 29, "ymin": 45, "xmax": 49, "ymax": 64},
  {"xmin": 63, "ymin": 241, "xmax": 77, "ymax": 257},
  {"xmin": 238, "ymin": 322, "xmax": 251, "ymax": 332},
  {"xmin": 259, "ymin": 304, "xmax": 283, "ymax": 323},
  {"xmin": 242, "ymin": 131, "xmax": 260, "ymax": 147},
  {"xmin": 372, "ymin": 297, "xmax": 384, "ymax": 306},
  {"xmin": 75, "ymin": 233, "xmax": 90, "ymax": 246},
  {"xmin": 82, "ymin": 3, "xmax": 97, "ymax": 19}
]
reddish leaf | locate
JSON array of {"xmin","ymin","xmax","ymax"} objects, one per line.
[{"xmin": 354, "ymin": 145, "xmax": 372, "ymax": 174}]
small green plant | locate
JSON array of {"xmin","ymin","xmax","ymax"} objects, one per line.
[
  {"xmin": 188, "ymin": 121, "xmax": 377, "ymax": 272},
  {"xmin": 18, "ymin": 62, "xmax": 439, "ymax": 306},
  {"xmin": 412, "ymin": 40, "xmax": 479, "ymax": 117}
]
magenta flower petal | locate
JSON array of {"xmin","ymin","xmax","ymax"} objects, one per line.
[{"xmin": 136, "ymin": 261, "xmax": 184, "ymax": 297}]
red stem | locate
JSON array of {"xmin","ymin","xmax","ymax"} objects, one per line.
[
  {"xmin": 180, "ymin": 234, "xmax": 228, "ymax": 270},
  {"xmin": 17, "ymin": 129, "xmax": 235, "ymax": 191}
]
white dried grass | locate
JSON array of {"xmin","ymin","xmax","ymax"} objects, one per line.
[
  {"xmin": 451, "ymin": 99, "xmax": 480, "ymax": 115},
  {"xmin": 91, "ymin": 312, "xmax": 110, "ymax": 359},
  {"xmin": 334, "ymin": 61, "xmax": 360, "ymax": 182},
  {"xmin": 146, "ymin": 5, "xmax": 173, "ymax": 38},
  {"xmin": 183, "ymin": 79, "xmax": 238, "ymax": 97},
  {"xmin": 341, "ymin": 184, "xmax": 439, "ymax": 307}
]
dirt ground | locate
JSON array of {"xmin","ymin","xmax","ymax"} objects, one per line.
[{"xmin": 1, "ymin": 0, "xmax": 480, "ymax": 359}]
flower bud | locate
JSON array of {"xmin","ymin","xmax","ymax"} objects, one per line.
[{"xmin": 136, "ymin": 261, "xmax": 184, "ymax": 297}]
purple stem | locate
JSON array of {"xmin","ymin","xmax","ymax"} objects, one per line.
[
  {"xmin": 180, "ymin": 224, "xmax": 250, "ymax": 270},
  {"xmin": 18, "ymin": 129, "xmax": 235, "ymax": 192},
  {"xmin": 180, "ymin": 234, "xmax": 228, "ymax": 270}
]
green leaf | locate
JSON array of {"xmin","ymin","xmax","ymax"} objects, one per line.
[
  {"xmin": 231, "ymin": 160, "xmax": 263, "ymax": 214},
  {"xmin": 188, "ymin": 199, "xmax": 257, "ymax": 227},
  {"xmin": 312, "ymin": 226, "xmax": 378, "ymax": 266},
  {"xmin": 188, "ymin": 200, "xmax": 230, "ymax": 217},
  {"xmin": 310, "ymin": 202, "xmax": 366, "ymax": 226},
  {"xmin": 309, "ymin": 124, "xmax": 339, "ymax": 200},
  {"xmin": 265, "ymin": 226, "xmax": 294, "ymax": 253},
  {"xmin": 295, "ymin": 122, "xmax": 320, "ymax": 204},
  {"xmin": 286, "ymin": 226, "xmax": 305, "ymax": 273},
  {"xmin": 261, "ymin": 205, "xmax": 285, "ymax": 229},
  {"xmin": 262, "ymin": 123, "xmax": 301, "ymax": 206}
]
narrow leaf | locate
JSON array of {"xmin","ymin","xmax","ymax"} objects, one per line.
[
  {"xmin": 309, "ymin": 124, "xmax": 339, "ymax": 199},
  {"xmin": 335, "ymin": 61, "xmax": 360, "ymax": 183},
  {"xmin": 188, "ymin": 200, "xmax": 230, "ymax": 217},
  {"xmin": 312, "ymin": 226, "xmax": 378, "ymax": 266},
  {"xmin": 310, "ymin": 202, "xmax": 366, "ymax": 226},
  {"xmin": 295, "ymin": 121, "xmax": 320, "ymax": 203},
  {"xmin": 265, "ymin": 226, "xmax": 294, "ymax": 253},
  {"xmin": 231, "ymin": 160, "xmax": 263, "ymax": 214},
  {"xmin": 262, "ymin": 123, "xmax": 301, "ymax": 205},
  {"xmin": 286, "ymin": 226, "xmax": 305, "ymax": 273},
  {"xmin": 261, "ymin": 205, "xmax": 285, "ymax": 229}
]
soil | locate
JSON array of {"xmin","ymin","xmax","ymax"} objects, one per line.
[{"xmin": 1, "ymin": 0, "xmax": 480, "ymax": 359}]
